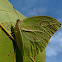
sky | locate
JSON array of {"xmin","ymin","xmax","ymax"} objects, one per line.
[{"xmin": 9, "ymin": 0, "xmax": 62, "ymax": 62}]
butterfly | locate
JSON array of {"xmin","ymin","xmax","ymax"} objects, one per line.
[{"xmin": 14, "ymin": 16, "xmax": 61, "ymax": 61}]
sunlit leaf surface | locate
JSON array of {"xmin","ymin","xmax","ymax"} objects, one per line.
[{"xmin": 0, "ymin": 27, "xmax": 15, "ymax": 62}]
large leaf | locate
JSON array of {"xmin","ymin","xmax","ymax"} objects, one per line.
[
  {"xmin": 0, "ymin": 26, "xmax": 15, "ymax": 62},
  {"xmin": 15, "ymin": 16, "xmax": 61, "ymax": 57}
]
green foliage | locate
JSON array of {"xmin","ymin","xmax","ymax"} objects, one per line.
[{"xmin": 0, "ymin": 27, "xmax": 15, "ymax": 62}]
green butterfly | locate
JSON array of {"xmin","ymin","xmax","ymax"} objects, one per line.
[{"xmin": 14, "ymin": 16, "xmax": 61, "ymax": 62}]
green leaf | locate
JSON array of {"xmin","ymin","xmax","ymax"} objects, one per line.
[
  {"xmin": 15, "ymin": 16, "xmax": 61, "ymax": 57},
  {"xmin": 0, "ymin": 26, "xmax": 15, "ymax": 62}
]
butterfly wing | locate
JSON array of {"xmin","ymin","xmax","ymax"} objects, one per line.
[
  {"xmin": 35, "ymin": 50, "xmax": 46, "ymax": 62},
  {"xmin": 21, "ymin": 16, "xmax": 61, "ymax": 53},
  {"xmin": 15, "ymin": 16, "xmax": 61, "ymax": 57},
  {"xmin": 23, "ymin": 49, "xmax": 46, "ymax": 62}
]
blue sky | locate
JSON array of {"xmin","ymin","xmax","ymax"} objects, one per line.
[{"xmin": 9, "ymin": 0, "xmax": 62, "ymax": 62}]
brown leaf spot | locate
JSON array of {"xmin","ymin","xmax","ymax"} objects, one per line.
[{"xmin": 8, "ymin": 55, "xmax": 9, "ymax": 56}]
